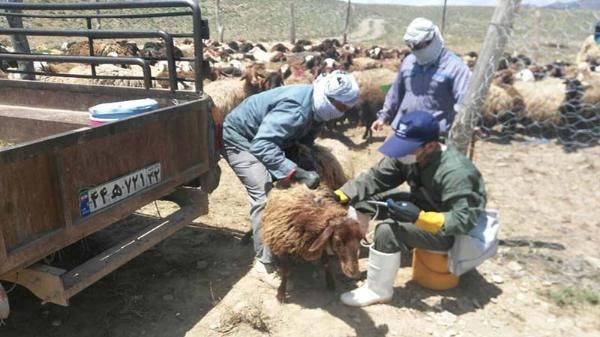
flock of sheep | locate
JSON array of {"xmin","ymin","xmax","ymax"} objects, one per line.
[{"xmin": 1, "ymin": 35, "xmax": 598, "ymax": 143}]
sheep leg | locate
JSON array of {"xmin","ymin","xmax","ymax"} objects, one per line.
[
  {"xmin": 277, "ymin": 254, "xmax": 289, "ymax": 303},
  {"xmin": 322, "ymin": 253, "xmax": 335, "ymax": 291}
]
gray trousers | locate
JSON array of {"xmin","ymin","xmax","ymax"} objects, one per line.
[
  {"xmin": 222, "ymin": 145, "xmax": 275, "ymax": 264},
  {"xmin": 354, "ymin": 191, "xmax": 454, "ymax": 254}
]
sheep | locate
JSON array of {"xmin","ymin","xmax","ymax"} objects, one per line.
[
  {"xmin": 282, "ymin": 66, "xmax": 314, "ymax": 85},
  {"xmin": 351, "ymin": 68, "xmax": 398, "ymax": 141},
  {"xmin": 140, "ymin": 41, "xmax": 184, "ymax": 65},
  {"xmin": 100, "ymin": 40, "xmax": 139, "ymax": 57},
  {"xmin": 479, "ymin": 69, "xmax": 526, "ymax": 135},
  {"xmin": 284, "ymin": 139, "xmax": 354, "ymax": 190},
  {"xmin": 262, "ymin": 184, "xmax": 363, "ymax": 302},
  {"xmin": 350, "ymin": 57, "xmax": 382, "ymax": 71},
  {"xmin": 576, "ymin": 35, "xmax": 600, "ymax": 68},
  {"xmin": 204, "ymin": 63, "xmax": 284, "ymax": 122},
  {"xmin": 514, "ymin": 76, "xmax": 565, "ymax": 129},
  {"xmin": 270, "ymin": 43, "xmax": 289, "ymax": 53},
  {"xmin": 65, "ymin": 41, "xmax": 106, "ymax": 56},
  {"xmin": 39, "ymin": 64, "xmax": 146, "ymax": 88},
  {"xmin": 462, "ymin": 51, "xmax": 478, "ymax": 70}
]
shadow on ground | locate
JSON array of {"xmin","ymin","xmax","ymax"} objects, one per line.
[
  {"xmin": 0, "ymin": 214, "xmax": 252, "ymax": 337},
  {"xmin": 282, "ymin": 258, "xmax": 502, "ymax": 337}
]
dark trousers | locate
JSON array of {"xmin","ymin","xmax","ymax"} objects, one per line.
[{"xmin": 354, "ymin": 190, "xmax": 454, "ymax": 254}]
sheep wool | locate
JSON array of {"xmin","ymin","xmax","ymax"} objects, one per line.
[{"xmin": 262, "ymin": 185, "xmax": 348, "ymax": 261}]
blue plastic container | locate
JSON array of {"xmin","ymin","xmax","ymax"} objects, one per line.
[{"xmin": 89, "ymin": 98, "xmax": 159, "ymax": 125}]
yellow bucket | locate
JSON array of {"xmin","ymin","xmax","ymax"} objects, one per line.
[{"xmin": 412, "ymin": 248, "xmax": 459, "ymax": 291}]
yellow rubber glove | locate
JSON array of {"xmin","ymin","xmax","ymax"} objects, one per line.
[
  {"xmin": 333, "ymin": 189, "xmax": 350, "ymax": 204},
  {"xmin": 415, "ymin": 211, "xmax": 445, "ymax": 233}
]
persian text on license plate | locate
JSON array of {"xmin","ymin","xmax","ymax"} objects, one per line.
[{"xmin": 79, "ymin": 163, "xmax": 161, "ymax": 217}]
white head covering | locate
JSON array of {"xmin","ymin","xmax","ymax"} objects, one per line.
[
  {"xmin": 404, "ymin": 17, "xmax": 445, "ymax": 65},
  {"xmin": 312, "ymin": 70, "xmax": 360, "ymax": 122}
]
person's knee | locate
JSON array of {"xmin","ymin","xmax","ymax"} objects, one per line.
[
  {"xmin": 373, "ymin": 222, "xmax": 399, "ymax": 250},
  {"xmin": 375, "ymin": 222, "xmax": 395, "ymax": 239}
]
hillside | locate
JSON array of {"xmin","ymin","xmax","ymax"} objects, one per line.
[
  {"xmin": 1, "ymin": 0, "xmax": 599, "ymax": 63},
  {"xmin": 545, "ymin": 0, "xmax": 600, "ymax": 10}
]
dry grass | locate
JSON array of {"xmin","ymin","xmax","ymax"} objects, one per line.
[{"xmin": 2, "ymin": 1, "xmax": 597, "ymax": 63}]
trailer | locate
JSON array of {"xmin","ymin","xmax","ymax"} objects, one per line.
[{"xmin": 0, "ymin": 1, "xmax": 219, "ymax": 318}]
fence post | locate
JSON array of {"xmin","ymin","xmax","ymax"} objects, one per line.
[
  {"xmin": 449, "ymin": 0, "xmax": 521, "ymax": 154},
  {"xmin": 215, "ymin": 0, "xmax": 224, "ymax": 43},
  {"xmin": 3, "ymin": 0, "xmax": 34, "ymax": 80},
  {"xmin": 343, "ymin": 0, "xmax": 351, "ymax": 45},
  {"xmin": 441, "ymin": 0, "xmax": 448, "ymax": 35},
  {"xmin": 289, "ymin": 0, "xmax": 295, "ymax": 44}
]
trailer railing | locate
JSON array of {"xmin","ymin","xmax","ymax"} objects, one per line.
[{"xmin": 0, "ymin": 0, "xmax": 209, "ymax": 93}]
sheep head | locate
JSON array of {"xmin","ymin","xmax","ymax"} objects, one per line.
[{"xmin": 307, "ymin": 217, "xmax": 363, "ymax": 280}]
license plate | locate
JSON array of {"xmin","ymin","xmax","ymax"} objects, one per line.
[{"xmin": 79, "ymin": 163, "xmax": 161, "ymax": 217}]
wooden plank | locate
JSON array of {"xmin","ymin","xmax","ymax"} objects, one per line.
[
  {"xmin": 62, "ymin": 194, "xmax": 207, "ymax": 300},
  {"xmin": 2, "ymin": 264, "xmax": 68, "ymax": 306}
]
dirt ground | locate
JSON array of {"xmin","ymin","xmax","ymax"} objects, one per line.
[{"xmin": 1, "ymin": 127, "xmax": 599, "ymax": 337}]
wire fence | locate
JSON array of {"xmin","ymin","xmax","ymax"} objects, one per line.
[
  {"xmin": 1, "ymin": 0, "xmax": 599, "ymax": 151},
  {"xmin": 450, "ymin": 0, "xmax": 600, "ymax": 152}
]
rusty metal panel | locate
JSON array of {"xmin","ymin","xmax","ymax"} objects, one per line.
[
  {"xmin": 0, "ymin": 98, "xmax": 211, "ymax": 276},
  {"xmin": 0, "ymin": 154, "xmax": 63, "ymax": 252}
]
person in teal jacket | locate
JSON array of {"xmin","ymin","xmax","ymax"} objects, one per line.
[{"xmin": 222, "ymin": 71, "xmax": 360, "ymax": 287}]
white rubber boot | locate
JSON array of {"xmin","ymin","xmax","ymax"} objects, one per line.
[{"xmin": 340, "ymin": 247, "xmax": 400, "ymax": 307}]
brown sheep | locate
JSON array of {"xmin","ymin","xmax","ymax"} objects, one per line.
[
  {"xmin": 284, "ymin": 139, "xmax": 354, "ymax": 190},
  {"xmin": 66, "ymin": 41, "xmax": 106, "ymax": 56},
  {"xmin": 262, "ymin": 185, "xmax": 363, "ymax": 302}
]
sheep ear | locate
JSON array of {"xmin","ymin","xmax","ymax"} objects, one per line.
[{"xmin": 308, "ymin": 225, "xmax": 335, "ymax": 253}]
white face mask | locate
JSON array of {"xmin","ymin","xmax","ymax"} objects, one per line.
[
  {"xmin": 398, "ymin": 154, "xmax": 417, "ymax": 165},
  {"xmin": 413, "ymin": 34, "xmax": 443, "ymax": 65}
]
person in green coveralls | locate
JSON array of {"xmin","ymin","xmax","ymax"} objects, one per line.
[{"xmin": 332, "ymin": 110, "xmax": 487, "ymax": 307}]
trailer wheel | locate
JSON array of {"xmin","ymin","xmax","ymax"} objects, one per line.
[{"xmin": 0, "ymin": 282, "xmax": 9, "ymax": 320}]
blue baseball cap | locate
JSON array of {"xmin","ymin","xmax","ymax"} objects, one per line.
[{"xmin": 378, "ymin": 111, "xmax": 440, "ymax": 158}]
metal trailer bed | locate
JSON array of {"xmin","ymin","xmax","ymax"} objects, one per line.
[{"xmin": 0, "ymin": 1, "xmax": 218, "ymax": 318}]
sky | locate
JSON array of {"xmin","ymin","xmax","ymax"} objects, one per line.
[{"xmin": 340, "ymin": 0, "xmax": 577, "ymax": 6}]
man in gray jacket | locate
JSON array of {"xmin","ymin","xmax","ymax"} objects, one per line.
[
  {"xmin": 371, "ymin": 17, "xmax": 471, "ymax": 134},
  {"xmin": 222, "ymin": 71, "xmax": 360, "ymax": 287}
]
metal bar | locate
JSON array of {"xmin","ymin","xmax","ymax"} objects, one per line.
[
  {"xmin": 0, "ymin": 53, "xmax": 152, "ymax": 89},
  {"xmin": 160, "ymin": 31, "xmax": 178, "ymax": 92},
  {"xmin": 188, "ymin": 0, "xmax": 204, "ymax": 93},
  {"xmin": 0, "ymin": 0, "xmax": 204, "ymax": 92},
  {"xmin": 85, "ymin": 17, "xmax": 97, "ymax": 78},
  {"xmin": 62, "ymin": 200, "xmax": 205, "ymax": 300},
  {"xmin": 0, "ymin": 1, "xmax": 195, "ymax": 11},
  {"xmin": 0, "ymin": 10, "xmax": 192, "ymax": 20},
  {"xmin": 0, "ymin": 28, "xmax": 177, "ymax": 39}
]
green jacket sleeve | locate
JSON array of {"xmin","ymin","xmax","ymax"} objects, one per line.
[
  {"xmin": 440, "ymin": 169, "xmax": 486, "ymax": 236},
  {"xmin": 340, "ymin": 156, "xmax": 407, "ymax": 203}
]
